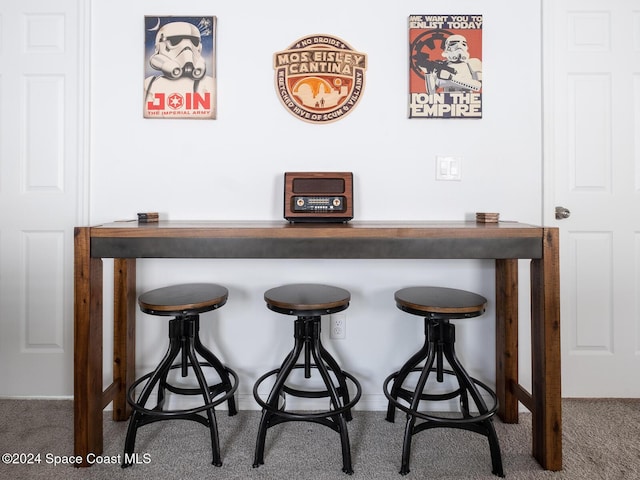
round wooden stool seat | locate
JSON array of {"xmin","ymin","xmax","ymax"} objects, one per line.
[
  {"xmin": 138, "ymin": 283, "xmax": 228, "ymax": 316},
  {"xmin": 395, "ymin": 286, "xmax": 486, "ymax": 319},
  {"xmin": 264, "ymin": 283, "xmax": 350, "ymax": 316}
]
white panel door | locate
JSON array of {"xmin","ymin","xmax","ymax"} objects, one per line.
[
  {"xmin": 0, "ymin": 1, "xmax": 87, "ymax": 396},
  {"xmin": 543, "ymin": 0, "xmax": 640, "ymax": 396}
]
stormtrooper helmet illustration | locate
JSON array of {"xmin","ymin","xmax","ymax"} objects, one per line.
[
  {"xmin": 149, "ymin": 21, "xmax": 206, "ymax": 80},
  {"xmin": 442, "ymin": 34, "xmax": 470, "ymax": 63}
]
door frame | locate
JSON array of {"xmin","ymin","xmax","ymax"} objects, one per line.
[
  {"xmin": 78, "ymin": 1, "xmax": 91, "ymax": 224},
  {"xmin": 542, "ymin": 0, "xmax": 555, "ymax": 228}
]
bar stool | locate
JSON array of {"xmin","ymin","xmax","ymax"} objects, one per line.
[
  {"xmin": 383, "ymin": 286, "xmax": 504, "ymax": 477},
  {"xmin": 252, "ymin": 283, "xmax": 362, "ymax": 474},
  {"xmin": 122, "ymin": 283, "xmax": 238, "ymax": 468}
]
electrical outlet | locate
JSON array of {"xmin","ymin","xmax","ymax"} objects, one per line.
[{"xmin": 330, "ymin": 313, "xmax": 346, "ymax": 339}]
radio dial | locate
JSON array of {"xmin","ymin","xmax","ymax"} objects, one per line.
[{"xmin": 291, "ymin": 196, "xmax": 346, "ymax": 213}]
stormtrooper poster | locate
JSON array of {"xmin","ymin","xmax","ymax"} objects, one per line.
[
  {"xmin": 409, "ymin": 15, "xmax": 483, "ymax": 119},
  {"xmin": 144, "ymin": 16, "xmax": 216, "ymax": 119}
]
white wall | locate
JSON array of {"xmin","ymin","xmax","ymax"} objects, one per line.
[{"xmin": 91, "ymin": 0, "xmax": 541, "ymax": 409}]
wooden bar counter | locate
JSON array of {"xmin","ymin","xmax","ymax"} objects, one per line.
[{"xmin": 73, "ymin": 220, "xmax": 561, "ymax": 470}]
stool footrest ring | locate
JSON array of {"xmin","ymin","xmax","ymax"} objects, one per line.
[
  {"xmin": 127, "ymin": 364, "xmax": 238, "ymax": 419},
  {"xmin": 253, "ymin": 364, "xmax": 361, "ymax": 420},
  {"xmin": 383, "ymin": 368, "xmax": 499, "ymax": 424}
]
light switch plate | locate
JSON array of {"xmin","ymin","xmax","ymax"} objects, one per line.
[{"xmin": 435, "ymin": 156, "xmax": 462, "ymax": 181}]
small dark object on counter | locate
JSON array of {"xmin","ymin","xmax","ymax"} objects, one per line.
[{"xmin": 137, "ymin": 212, "xmax": 159, "ymax": 223}]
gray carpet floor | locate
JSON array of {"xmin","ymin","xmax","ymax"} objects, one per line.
[{"xmin": 0, "ymin": 399, "xmax": 639, "ymax": 479}]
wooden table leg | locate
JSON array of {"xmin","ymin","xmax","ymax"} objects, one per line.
[
  {"xmin": 73, "ymin": 227, "xmax": 104, "ymax": 466},
  {"xmin": 495, "ymin": 258, "xmax": 519, "ymax": 424},
  {"xmin": 530, "ymin": 228, "xmax": 562, "ymax": 470},
  {"xmin": 112, "ymin": 258, "xmax": 136, "ymax": 421}
]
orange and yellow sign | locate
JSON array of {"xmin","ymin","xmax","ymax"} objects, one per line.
[{"xmin": 274, "ymin": 34, "xmax": 367, "ymax": 124}]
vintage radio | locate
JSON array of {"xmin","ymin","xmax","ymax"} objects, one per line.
[{"xmin": 284, "ymin": 172, "xmax": 353, "ymax": 222}]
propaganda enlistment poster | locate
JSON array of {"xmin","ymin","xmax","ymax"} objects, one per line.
[
  {"xmin": 409, "ymin": 15, "xmax": 483, "ymax": 119},
  {"xmin": 144, "ymin": 16, "xmax": 217, "ymax": 119}
]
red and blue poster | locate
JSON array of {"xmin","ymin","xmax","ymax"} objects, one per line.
[
  {"xmin": 409, "ymin": 15, "xmax": 483, "ymax": 119},
  {"xmin": 144, "ymin": 16, "xmax": 217, "ymax": 119}
]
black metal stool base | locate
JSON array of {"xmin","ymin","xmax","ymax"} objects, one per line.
[
  {"xmin": 384, "ymin": 317, "xmax": 504, "ymax": 477},
  {"xmin": 122, "ymin": 314, "xmax": 238, "ymax": 468},
  {"xmin": 252, "ymin": 316, "xmax": 362, "ymax": 475}
]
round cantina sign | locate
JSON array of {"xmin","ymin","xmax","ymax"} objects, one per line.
[{"xmin": 274, "ymin": 34, "xmax": 367, "ymax": 123}]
